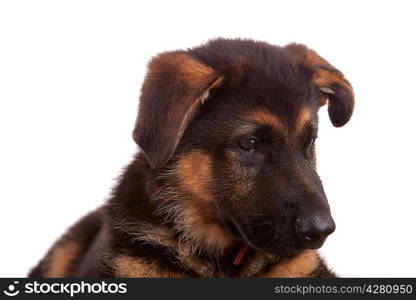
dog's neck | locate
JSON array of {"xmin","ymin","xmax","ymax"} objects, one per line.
[
  {"xmin": 107, "ymin": 154, "xmax": 280, "ymax": 277},
  {"xmin": 120, "ymin": 219, "xmax": 280, "ymax": 277},
  {"xmin": 138, "ymin": 179, "xmax": 280, "ymax": 277}
]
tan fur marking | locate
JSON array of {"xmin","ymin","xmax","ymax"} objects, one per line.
[
  {"xmin": 151, "ymin": 53, "xmax": 217, "ymax": 88},
  {"xmin": 297, "ymin": 107, "xmax": 311, "ymax": 131},
  {"xmin": 237, "ymin": 252, "xmax": 279, "ymax": 277},
  {"xmin": 180, "ymin": 198, "xmax": 234, "ymax": 253},
  {"xmin": 319, "ymin": 97, "xmax": 328, "ymax": 107},
  {"xmin": 250, "ymin": 110, "xmax": 283, "ymax": 131},
  {"xmin": 260, "ymin": 250, "xmax": 319, "ymax": 278},
  {"xmin": 177, "ymin": 151, "xmax": 235, "ymax": 252},
  {"xmin": 314, "ymin": 69, "xmax": 352, "ymax": 93},
  {"xmin": 176, "ymin": 245, "xmax": 217, "ymax": 277},
  {"xmin": 114, "ymin": 255, "xmax": 182, "ymax": 278},
  {"xmin": 303, "ymin": 49, "xmax": 329, "ymax": 68},
  {"xmin": 47, "ymin": 241, "xmax": 82, "ymax": 277},
  {"xmin": 177, "ymin": 151, "xmax": 213, "ymax": 201},
  {"xmin": 314, "ymin": 69, "xmax": 353, "ymax": 108},
  {"xmin": 298, "ymin": 47, "xmax": 353, "ymax": 100},
  {"xmin": 208, "ymin": 75, "xmax": 224, "ymax": 90},
  {"xmin": 286, "ymin": 43, "xmax": 353, "ymax": 106},
  {"xmin": 174, "ymin": 54, "xmax": 218, "ymax": 88}
]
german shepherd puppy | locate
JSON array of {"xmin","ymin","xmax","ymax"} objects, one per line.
[{"xmin": 29, "ymin": 38, "xmax": 354, "ymax": 278}]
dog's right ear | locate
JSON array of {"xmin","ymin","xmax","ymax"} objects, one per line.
[
  {"xmin": 286, "ymin": 44, "xmax": 355, "ymax": 127},
  {"xmin": 133, "ymin": 52, "xmax": 223, "ymax": 169}
]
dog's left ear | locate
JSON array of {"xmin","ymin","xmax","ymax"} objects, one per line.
[
  {"xmin": 133, "ymin": 51, "xmax": 223, "ymax": 168},
  {"xmin": 286, "ymin": 44, "xmax": 355, "ymax": 127}
]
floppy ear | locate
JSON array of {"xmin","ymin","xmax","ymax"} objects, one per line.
[
  {"xmin": 133, "ymin": 51, "xmax": 223, "ymax": 168},
  {"xmin": 286, "ymin": 44, "xmax": 355, "ymax": 127}
]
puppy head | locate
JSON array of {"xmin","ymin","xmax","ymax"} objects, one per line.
[{"xmin": 133, "ymin": 39, "xmax": 354, "ymax": 257}]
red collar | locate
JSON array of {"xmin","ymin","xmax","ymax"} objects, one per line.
[
  {"xmin": 152, "ymin": 183, "xmax": 249, "ymax": 267},
  {"xmin": 233, "ymin": 244, "xmax": 249, "ymax": 266}
]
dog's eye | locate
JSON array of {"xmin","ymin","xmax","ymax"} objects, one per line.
[{"xmin": 239, "ymin": 136, "xmax": 259, "ymax": 152}]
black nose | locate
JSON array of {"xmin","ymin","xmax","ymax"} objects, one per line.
[{"xmin": 296, "ymin": 216, "xmax": 336, "ymax": 247}]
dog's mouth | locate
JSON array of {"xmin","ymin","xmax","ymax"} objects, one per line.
[{"xmin": 219, "ymin": 213, "xmax": 305, "ymax": 258}]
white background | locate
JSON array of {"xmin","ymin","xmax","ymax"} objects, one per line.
[{"xmin": 1, "ymin": 0, "xmax": 415, "ymax": 277}]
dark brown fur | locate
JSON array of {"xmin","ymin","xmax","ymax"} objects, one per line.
[{"xmin": 29, "ymin": 38, "xmax": 354, "ymax": 278}]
